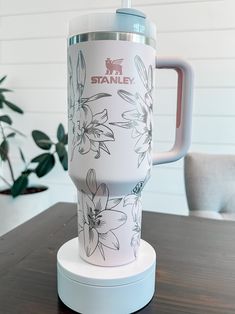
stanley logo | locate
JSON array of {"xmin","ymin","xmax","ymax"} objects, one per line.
[
  {"xmin": 106, "ymin": 58, "xmax": 123, "ymax": 75},
  {"xmin": 91, "ymin": 58, "xmax": 134, "ymax": 85}
]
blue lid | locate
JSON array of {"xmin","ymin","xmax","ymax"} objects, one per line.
[{"xmin": 115, "ymin": 8, "xmax": 155, "ymax": 39}]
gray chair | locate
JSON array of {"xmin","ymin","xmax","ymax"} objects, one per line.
[{"xmin": 184, "ymin": 152, "xmax": 235, "ymax": 220}]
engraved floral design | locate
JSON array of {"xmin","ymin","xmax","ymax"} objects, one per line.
[
  {"xmin": 110, "ymin": 55, "xmax": 153, "ymax": 167},
  {"xmin": 68, "ymin": 50, "xmax": 115, "ymax": 160},
  {"xmin": 78, "ymin": 169, "xmax": 127, "ymax": 260},
  {"xmin": 123, "ymin": 193, "xmax": 142, "ymax": 258},
  {"xmin": 123, "ymin": 169, "xmax": 151, "ymax": 257}
]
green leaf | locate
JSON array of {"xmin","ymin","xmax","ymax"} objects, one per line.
[
  {"xmin": 36, "ymin": 139, "xmax": 53, "ymax": 145},
  {"xmin": 32, "ymin": 130, "xmax": 52, "ymax": 150},
  {"xmin": 31, "ymin": 153, "xmax": 49, "ymax": 163},
  {"xmin": 62, "ymin": 133, "xmax": 68, "ymax": 145},
  {"xmin": 35, "ymin": 153, "xmax": 55, "ymax": 177},
  {"xmin": 3, "ymin": 100, "xmax": 23, "ymax": 114},
  {"xmin": 0, "ymin": 140, "xmax": 9, "ymax": 161},
  {"xmin": 0, "ymin": 115, "xmax": 12, "ymax": 125},
  {"xmin": 57, "ymin": 123, "xmax": 65, "ymax": 142},
  {"xmin": 6, "ymin": 132, "xmax": 16, "ymax": 138},
  {"xmin": 56, "ymin": 143, "xmax": 68, "ymax": 170},
  {"xmin": 60, "ymin": 150, "xmax": 68, "ymax": 170},
  {"xmin": 19, "ymin": 148, "xmax": 26, "ymax": 163},
  {"xmin": 56, "ymin": 142, "xmax": 66, "ymax": 158},
  {"xmin": 11, "ymin": 175, "xmax": 28, "ymax": 197},
  {"xmin": 0, "ymin": 76, "xmax": 7, "ymax": 84},
  {"xmin": 0, "ymin": 88, "xmax": 12, "ymax": 93}
]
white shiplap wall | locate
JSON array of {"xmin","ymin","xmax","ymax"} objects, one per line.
[{"xmin": 0, "ymin": 0, "xmax": 235, "ymax": 215}]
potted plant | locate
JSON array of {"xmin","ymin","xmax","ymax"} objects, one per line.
[{"xmin": 0, "ymin": 76, "xmax": 68, "ymax": 235}]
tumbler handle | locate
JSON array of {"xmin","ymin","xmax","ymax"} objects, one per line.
[{"xmin": 152, "ymin": 57, "xmax": 194, "ymax": 165}]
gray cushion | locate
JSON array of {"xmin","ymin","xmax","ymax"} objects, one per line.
[{"xmin": 184, "ymin": 152, "xmax": 235, "ymax": 220}]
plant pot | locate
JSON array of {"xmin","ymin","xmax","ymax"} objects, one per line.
[{"xmin": 0, "ymin": 185, "xmax": 51, "ymax": 237}]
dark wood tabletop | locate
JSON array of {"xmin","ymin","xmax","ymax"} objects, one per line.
[{"xmin": 0, "ymin": 202, "xmax": 235, "ymax": 314}]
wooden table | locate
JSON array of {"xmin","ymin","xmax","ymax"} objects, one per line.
[{"xmin": 0, "ymin": 203, "xmax": 235, "ymax": 314}]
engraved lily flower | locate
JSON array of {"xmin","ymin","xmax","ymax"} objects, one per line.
[
  {"xmin": 110, "ymin": 55, "xmax": 153, "ymax": 167},
  {"xmin": 74, "ymin": 103, "xmax": 114, "ymax": 159},
  {"xmin": 78, "ymin": 169, "xmax": 127, "ymax": 260},
  {"xmin": 124, "ymin": 92, "xmax": 153, "ymax": 166},
  {"xmin": 68, "ymin": 49, "xmax": 115, "ymax": 160},
  {"xmin": 110, "ymin": 90, "xmax": 153, "ymax": 167}
]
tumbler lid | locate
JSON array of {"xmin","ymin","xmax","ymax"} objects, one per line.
[{"xmin": 68, "ymin": 7, "xmax": 156, "ymax": 42}]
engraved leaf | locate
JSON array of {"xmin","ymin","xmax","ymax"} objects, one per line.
[
  {"xmin": 92, "ymin": 109, "xmax": 108, "ymax": 125},
  {"xmin": 122, "ymin": 110, "xmax": 140, "ymax": 121},
  {"xmin": 76, "ymin": 50, "xmax": 86, "ymax": 98},
  {"xmin": 138, "ymin": 152, "xmax": 147, "ymax": 167},
  {"xmin": 132, "ymin": 199, "xmax": 142, "ymax": 223},
  {"xmin": 134, "ymin": 55, "xmax": 148, "ymax": 90},
  {"xmin": 135, "ymin": 133, "xmax": 150, "ymax": 154},
  {"xmin": 98, "ymin": 243, "xmax": 105, "ymax": 260},
  {"xmin": 117, "ymin": 90, "xmax": 136, "ymax": 105},
  {"xmin": 93, "ymin": 183, "xmax": 109, "ymax": 212},
  {"xmin": 82, "ymin": 93, "xmax": 111, "ymax": 103},
  {"xmin": 136, "ymin": 93, "xmax": 147, "ymax": 116},
  {"xmin": 106, "ymin": 198, "xmax": 122, "ymax": 209},
  {"xmin": 110, "ymin": 121, "xmax": 133, "ymax": 129},
  {"xmin": 86, "ymin": 169, "xmax": 97, "ymax": 195},
  {"xmin": 99, "ymin": 142, "xmax": 110, "ymax": 155}
]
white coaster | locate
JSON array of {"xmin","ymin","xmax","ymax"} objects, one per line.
[{"xmin": 57, "ymin": 238, "xmax": 156, "ymax": 314}]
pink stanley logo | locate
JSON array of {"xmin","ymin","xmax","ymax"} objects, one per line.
[
  {"xmin": 105, "ymin": 58, "xmax": 123, "ymax": 75},
  {"xmin": 91, "ymin": 57, "xmax": 134, "ymax": 85}
]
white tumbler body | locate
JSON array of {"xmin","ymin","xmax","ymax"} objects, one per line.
[{"xmin": 68, "ymin": 38, "xmax": 155, "ymax": 266}]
